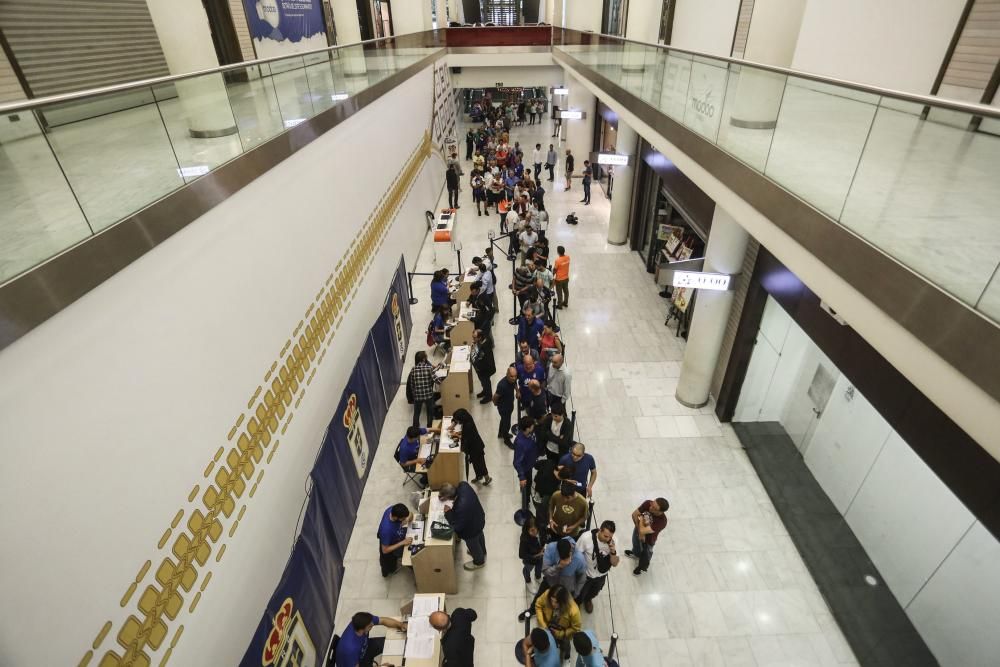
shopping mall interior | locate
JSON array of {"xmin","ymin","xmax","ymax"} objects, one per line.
[{"xmin": 0, "ymin": 1, "xmax": 998, "ymax": 666}]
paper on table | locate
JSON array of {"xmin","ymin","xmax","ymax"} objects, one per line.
[
  {"xmin": 383, "ymin": 638, "xmax": 406, "ymax": 656},
  {"xmin": 451, "ymin": 360, "xmax": 471, "ymax": 373},
  {"xmin": 410, "ymin": 597, "xmax": 440, "ymax": 617},
  {"xmin": 404, "ymin": 637, "xmax": 434, "ymax": 659}
]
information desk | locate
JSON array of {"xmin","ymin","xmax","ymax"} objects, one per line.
[
  {"xmin": 454, "ymin": 267, "xmax": 479, "ymax": 302},
  {"xmin": 415, "ymin": 417, "xmax": 463, "ymax": 489},
  {"xmin": 381, "ymin": 593, "xmax": 446, "ymax": 667},
  {"xmin": 401, "ymin": 490, "xmax": 458, "ymax": 594},
  {"xmin": 449, "ymin": 301, "xmax": 477, "ymax": 347},
  {"xmin": 437, "ymin": 346, "xmax": 472, "ymax": 416},
  {"xmin": 433, "ymin": 209, "xmax": 456, "ymax": 262}
]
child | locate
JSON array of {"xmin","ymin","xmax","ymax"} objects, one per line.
[{"xmin": 519, "ymin": 515, "xmax": 544, "ymax": 584}]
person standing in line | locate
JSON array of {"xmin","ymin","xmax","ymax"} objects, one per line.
[
  {"xmin": 534, "ymin": 584, "xmax": 582, "ymax": 661},
  {"xmin": 407, "ymin": 351, "xmax": 437, "ymax": 428},
  {"xmin": 449, "ymin": 409, "xmax": 491, "ymax": 485},
  {"xmin": 564, "ymin": 149, "xmax": 575, "ymax": 191},
  {"xmin": 553, "ymin": 246, "xmax": 570, "ymax": 309},
  {"xmin": 465, "ymin": 128, "xmax": 475, "ymax": 160},
  {"xmin": 471, "ymin": 329, "xmax": 495, "ymax": 405},
  {"xmin": 546, "ymin": 353, "xmax": 572, "ymax": 408},
  {"xmin": 376, "ymin": 503, "xmax": 413, "ymax": 577},
  {"xmin": 519, "ymin": 627, "xmax": 560, "ymax": 667},
  {"xmin": 548, "ymin": 481, "xmax": 589, "ymax": 541},
  {"xmin": 439, "ymin": 481, "xmax": 488, "ymax": 569},
  {"xmin": 431, "ymin": 609, "xmax": 478, "ymax": 666},
  {"xmin": 533, "ymin": 143, "xmax": 543, "ymax": 183},
  {"xmin": 493, "ymin": 366, "xmax": 519, "ymax": 448},
  {"xmin": 513, "ymin": 416, "xmax": 538, "ymax": 511},
  {"xmin": 545, "ymin": 144, "xmax": 557, "ymax": 182},
  {"xmin": 625, "ymin": 497, "xmax": 670, "ymax": 575},
  {"xmin": 471, "ymin": 168, "xmax": 486, "ymax": 216},
  {"xmin": 446, "ymin": 163, "xmax": 460, "ymax": 209},
  {"xmin": 572, "ymin": 631, "xmax": 607, "ymax": 667},
  {"xmin": 333, "ymin": 612, "xmax": 407, "ymax": 667},
  {"xmin": 536, "ymin": 403, "xmax": 574, "ymax": 464},
  {"xmin": 520, "ymin": 514, "xmax": 545, "ymax": 584},
  {"xmin": 575, "ymin": 520, "xmax": 619, "ymax": 613},
  {"xmin": 580, "ymin": 160, "xmax": 592, "ymax": 205},
  {"xmin": 557, "ymin": 442, "xmax": 596, "ymax": 497}
]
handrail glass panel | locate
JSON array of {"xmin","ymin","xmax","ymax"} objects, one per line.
[{"xmin": 553, "ymin": 29, "xmax": 1000, "ymax": 324}]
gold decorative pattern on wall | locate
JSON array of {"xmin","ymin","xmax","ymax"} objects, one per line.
[{"xmin": 83, "ymin": 130, "xmax": 433, "ymax": 667}]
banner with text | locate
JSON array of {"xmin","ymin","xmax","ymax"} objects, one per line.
[{"xmin": 241, "ymin": 0, "xmax": 327, "ymax": 59}]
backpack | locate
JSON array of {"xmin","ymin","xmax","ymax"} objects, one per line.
[
  {"xmin": 588, "ymin": 529, "xmax": 614, "ymax": 574},
  {"xmin": 405, "ymin": 373, "xmax": 415, "ymax": 404}
]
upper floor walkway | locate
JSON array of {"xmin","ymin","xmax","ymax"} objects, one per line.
[{"xmin": 1, "ymin": 26, "xmax": 998, "ymax": 427}]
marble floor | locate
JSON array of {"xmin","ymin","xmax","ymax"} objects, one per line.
[{"xmin": 331, "ymin": 119, "xmax": 859, "ymax": 666}]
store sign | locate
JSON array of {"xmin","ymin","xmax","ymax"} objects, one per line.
[
  {"xmin": 672, "ymin": 271, "xmax": 733, "ymax": 291},
  {"xmin": 558, "ymin": 109, "xmax": 585, "ymax": 120},
  {"xmin": 551, "ymin": 86, "xmax": 569, "ymax": 95},
  {"xmin": 596, "ymin": 153, "xmax": 630, "ymax": 166}
]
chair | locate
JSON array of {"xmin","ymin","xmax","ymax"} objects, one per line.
[{"xmin": 395, "ymin": 443, "xmax": 425, "ymax": 488}]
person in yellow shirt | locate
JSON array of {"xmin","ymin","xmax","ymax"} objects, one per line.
[
  {"xmin": 553, "ymin": 246, "xmax": 570, "ymax": 309},
  {"xmin": 534, "ymin": 584, "xmax": 581, "ymax": 661}
]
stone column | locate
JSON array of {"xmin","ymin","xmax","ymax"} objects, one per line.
[
  {"xmin": 729, "ymin": 0, "xmax": 806, "ymax": 129},
  {"xmin": 145, "ymin": 0, "xmax": 238, "ymax": 137},
  {"xmin": 329, "ymin": 0, "xmax": 367, "ymax": 76},
  {"xmin": 675, "ymin": 207, "xmax": 750, "ymax": 407},
  {"xmin": 606, "ymin": 118, "xmax": 637, "ymax": 245},
  {"xmin": 563, "ymin": 0, "xmax": 602, "ymax": 32},
  {"xmin": 561, "ymin": 72, "xmax": 595, "ymax": 184},
  {"xmin": 625, "ymin": 0, "xmax": 663, "ymax": 43}
]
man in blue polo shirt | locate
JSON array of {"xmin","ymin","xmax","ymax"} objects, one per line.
[
  {"xmin": 517, "ymin": 307, "xmax": 545, "ymax": 351},
  {"xmin": 334, "ymin": 611, "xmax": 407, "ymax": 667},
  {"xmin": 513, "ymin": 417, "xmax": 538, "ymax": 511},
  {"xmin": 557, "ymin": 443, "xmax": 598, "ymax": 498},
  {"xmin": 572, "ymin": 630, "xmax": 606, "ymax": 667},
  {"xmin": 515, "ymin": 354, "xmax": 546, "ymax": 392},
  {"xmin": 377, "ymin": 503, "xmax": 412, "ymax": 577},
  {"xmin": 518, "ymin": 627, "xmax": 560, "ymax": 667},
  {"xmin": 396, "ymin": 425, "xmax": 433, "ymax": 488}
]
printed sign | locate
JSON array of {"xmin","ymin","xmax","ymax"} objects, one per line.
[
  {"xmin": 596, "ymin": 153, "xmax": 630, "ymax": 166},
  {"xmin": 558, "ymin": 109, "xmax": 585, "ymax": 120},
  {"xmin": 242, "ymin": 0, "xmax": 327, "ymax": 58},
  {"xmin": 672, "ymin": 271, "xmax": 733, "ymax": 291}
]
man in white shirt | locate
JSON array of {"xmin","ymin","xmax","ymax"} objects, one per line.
[
  {"xmin": 519, "ymin": 227, "xmax": 539, "ymax": 258},
  {"xmin": 547, "ymin": 354, "xmax": 572, "ymax": 407},
  {"xmin": 532, "ymin": 143, "xmax": 543, "ymax": 184},
  {"xmin": 575, "ymin": 520, "xmax": 619, "ymax": 613}
]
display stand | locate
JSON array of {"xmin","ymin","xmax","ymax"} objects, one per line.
[
  {"xmin": 380, "ymin": 593, "xmax": 447, "ymax": 666},
  {"xmin": 401, "ymin": 491, "xmax": 458, "ymax": 594},
  {"xmin": 439, "ymin": 346, "xmax": 472, "ymax": 416},
  {"xmin": 433, "ymin": 209, "xmax": 456, "ymax": 263}
]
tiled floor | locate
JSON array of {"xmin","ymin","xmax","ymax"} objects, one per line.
[
  {"xmin": 733, "ymin": 423, "xmax": 937, "ymax": 666},
  {"xmin": 331, "ymin": 119, "xmax": 859, "ymax": 666}
]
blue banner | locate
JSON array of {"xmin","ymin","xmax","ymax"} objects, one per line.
[{"xmin": 242, "ymin": 0, "xmax": 326, "ymax": 48}]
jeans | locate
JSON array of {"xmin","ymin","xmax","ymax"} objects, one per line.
[
  {"xmin": 534, "ymin": 163, "xmax": 542, "ymax": 180},
  {"xmin": 448, "ymin": 187, "xmax": 459, "ymax": 208},
  {"xmin": 631, "ymin": 527, "xmax": 654, "ymax": 571},
  {"xmin": 522, "ymin": 557, "xmax": 542, "ymax": 582},
  {"xmin": 546, "ymin": 163, "xmax": 555, "ymax": 180},
  {"xmin": 582, "ymin": 181, "xmax": 591, "ymax": 203},
  {"xmin": 413, "ymin": 397, "xmax": 435, "ymax": 427},
  {"xmin": 466, "ymin": 531, "xmax": 487, "ymax": 565},
  {"xmin": 555, "ymin": 279, "xmax": 569, "ymax": 307}
]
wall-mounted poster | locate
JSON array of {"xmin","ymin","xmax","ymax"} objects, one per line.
[{"xmin": 242, "ymin": 0, "xmax": 328, "ymax": 58}]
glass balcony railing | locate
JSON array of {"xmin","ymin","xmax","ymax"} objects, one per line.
[
  {"xmin": 554, "ymin": 30, "xmax": 1000, "ymax": 325},
  {"xmin": 0, "ymin": 33, "xmax": 442, "ymax": 285}
]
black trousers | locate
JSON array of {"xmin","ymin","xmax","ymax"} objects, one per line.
[
  {"xmin": 359, "ymin": 636, "xmax": 386, "ymax": 667},
  {"xmin": 498, "ymin": 405, "xmax": 513, "ymax": 439},
  {"xmin": 379, "ymin": 549, "xmax": 401, "ymax": 577},
  {"xmin": 577, "ymin": 575, "xmax": 607, "ymax": 604},
  {"xmin": 546, "ymin": 163, "xmax": 555, "ymax": 180},
  {"xmin": 466, "ymin": 142, "xmax": 473, "ymax": 159},
  {"xmin": 448, "ymin": 187, "xmax": 459, "ymax": 208},
  {"xmin": 475, "ymin": 369, "xmax": 493, "ymax": 396},
  {"xmin": 467, "ymin": 451, "xmax": 488, "ymax": 479}
]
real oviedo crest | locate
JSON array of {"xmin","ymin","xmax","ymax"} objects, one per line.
[
  {"xmin": 261, "ymin": 597, "xmax": 316, "ymax": 667},
  {"xmin": 342, "ymin": 393, "xmax": 369, "ymax": 478}
]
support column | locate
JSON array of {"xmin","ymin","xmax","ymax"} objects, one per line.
[
  {"xmin": 607, "ymin": 118, "xmax": 637, "ymax": 245},
  {"xmin": 562, "ymin": 73, "xmax": 595, "ymax": 181},
  {"xmin": 625, "ymin": 0, "xmax": 663, "ymax": 43},
  {"xmin": 563, "ymin": 0, "xmax": 602, "ymax": 32},
  {"xmin": 330, "ymin": 0, "xmax": 367, "ymax": 77},
  {"xmin": 675, "ymin": 207, "xmax": 750, "ymax": 407},
  {"xmin": 729, "ymin": 0, "xmax": 806, "ymax": 128},
  {"xmin": 145, "ymin": 0, "xmax": 237, "ymax": 137}
]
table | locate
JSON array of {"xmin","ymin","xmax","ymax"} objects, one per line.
[
  {"xmin": 449, "ymin": 301, "xmax": 477, "ymax": 347},
  {"xmin": 433, "ymin": 209, "xmax": 456, "ymax": 262},
  {"xmin": 415, "ymin": 417, "xmax": 463, "ymax": 489},
  {"xmin": 454, "ymin": 267, "xmax": 479, "ymax": 302},
  {"xmin": 380, "ymin": 593, "xmax": 446, "ymax": 667},
  {"xmin": 438, "ymin": 346, "xmax": 472, "ymax": 416},
  {"xmin": 401, "ymin": 491, "xmax": 458, "ymax": 594}
]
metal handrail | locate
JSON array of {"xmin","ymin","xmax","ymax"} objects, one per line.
[
  {"xmin": 0, "ymin": 32, "xmax": 445, "ymax": 115},
  {"xmin": 554, "ymin": 28, "xmax": 1000, "ymax": 119}
]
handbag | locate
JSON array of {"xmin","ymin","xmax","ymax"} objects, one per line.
[{"xmin": 430, "ymin": 520, "xmax": 453, "ymax": 540}]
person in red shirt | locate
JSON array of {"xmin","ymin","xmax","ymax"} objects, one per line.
[{"xmin": 625, "ymin": 497, "xmax": 669, "ymax": 575}]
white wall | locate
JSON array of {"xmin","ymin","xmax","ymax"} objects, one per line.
[
  {"xmin": 791, "ymin": 0, "xmax": 966, "ymax": 94},
  {"xmin": 669, "ymin": 0, "xmax": 741, "ymax": 56},
  {"xmin": 392, "ymin": 0, "xmax": 433, "ymax": 34},
  {"xmin": 735, "ymin": 297, "xmax": 1000, "ymax": 666},
  {"xmin": 626, "ymin": 0, "xmax": 664, "ymax": 43},
  {"xmin": 564, "ymin": 0, "xmax": 602, "ymax": 32},
  {"xmin": 0, "ymin": 66, "xmax": 442, "ymax": 667}
]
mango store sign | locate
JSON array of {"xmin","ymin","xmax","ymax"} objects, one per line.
[
  {"xmin": 672, "ymin": 271, "xmax": 733, "ymax": 291},
  {"xmin": 597, "ymin": 153, "xmax": 630, "ymax": 166},
  {"xmin": 558, "ymin": 109, "xmax": 585, "ymax": 120}
]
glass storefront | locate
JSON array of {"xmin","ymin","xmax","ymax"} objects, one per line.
[{"xmin": 461, "ymin": 88, "xmax": 548, "ymax": 117}]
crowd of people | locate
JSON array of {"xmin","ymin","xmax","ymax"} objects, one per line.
[{"xmin": 337, "ymin": 106, "xmax": 670, "ymax": 667}]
